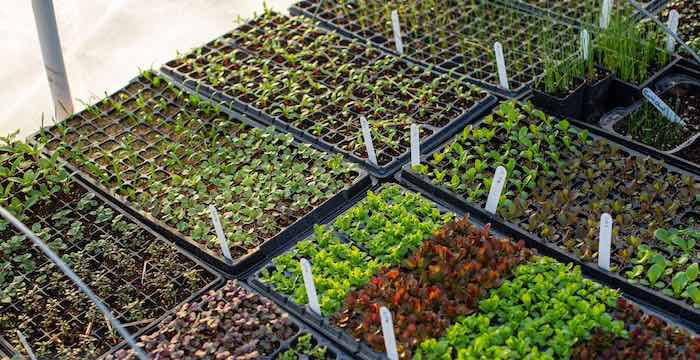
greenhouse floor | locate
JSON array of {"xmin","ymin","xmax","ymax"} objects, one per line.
[{"xmin": 0, "ymin": 0, "xmax": 293, "ymax": 139}]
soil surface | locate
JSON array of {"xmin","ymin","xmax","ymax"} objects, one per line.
[{"xmin": 676, "ymin": 136, "xmax": 700, "ymax": 164}]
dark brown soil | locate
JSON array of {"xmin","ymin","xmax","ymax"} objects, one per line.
[
  {"xmin": 667, "ymin": 83, "xmax": 700, "ymax": 131},
  {"xmin": 676, "ymin": 136, "xmax": 700, "ymax": 164}
]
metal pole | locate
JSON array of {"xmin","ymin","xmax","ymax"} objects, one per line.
[
  {"xmin": 0, "ymin": 206, "xmax": 149, "ymax": 360},
  {"xmin": 31, "ymin": 0, "xmax": 74, "ymax": 121}
]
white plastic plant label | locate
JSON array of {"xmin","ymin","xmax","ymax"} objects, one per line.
[
  {"xmin": 391, "ymin": 10, "xmax": 404, "ymax": 55},
  {"xmin": 360, "ymin": 116, "xmax": 378, "ymax": 166},
  {"xmin": 666, "ymin": 10, "xmax": 680, "ymax": 52},
  {"xmin": 410, "ymin": 123, "xmax": 420, "ymax": 167},
  {"xmin": 209, "ymin": 205, "xmax": 233, "ymax": 263},
  {"xmin": 581, "ymin": 29, "xmax": 590, "ymax": 60},
  {"xmin": 485, "ymin": 166, "xmax": 507, "ymax": 215},
  {"xmin": 300, "ymin": 259, "xmax": 321, "ymax": 316},
  {"xmin": 380, "ymin": 306, "xmax": 399, "ymax": 360},
  {"xmin": 642, "ymin": 88, "xmax": 685, "ymax": 126},
  {"xmin": 494, "ymin": 42, "xmax": 510, "ymax": 90},
  {"xmin": 598, "ymin": 213, "xmax": 613, "ymax": 271},
  {"xmin": 600, "ymin": 0, "xmax": 613, "ymax": 29},
  {"xmin": 16, "ymin": 330, "xmax": 37, "ymax": 360}
]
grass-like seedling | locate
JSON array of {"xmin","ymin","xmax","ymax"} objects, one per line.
[{"xmin": 595, "ymin": 14, "xmax": 672, "ymax": 84}]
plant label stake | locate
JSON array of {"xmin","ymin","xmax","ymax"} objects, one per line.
[
  {"xmin": 642, "ymin": 88, "xmax": 685, "ymax": 126},
  {"xmin": 666, "ymin": 10, "xmax": 679, "ymax": 53},
  {"xmin": 16, "ymin": 330, "xmax": 37, "ymax": 360},
  {"xmin": 300, "ymin": 259, "xmax": 321, "ymax": 316},
  {"xmin": 360, "ymin": 116, "xmax": 378, "ymax": 166},
  {"xmin": 380, "ymin": 306, "xmax": 399, "ymax": 360},
  {"xmin": 600, "ymin": 0, "xmax": 612, "ymax": 29},
  {"xmin": 209, "ymin": 205, "xmax": 233, "ymax": 264},
  {"xmin": 581, "ymin": 29, "xmax": 590, "ymax": 60},
  {"xmin": 494, "ymin": 42, "xmax": 510, "ymax": 90},
  {"xmin": 485, "ymin": 166, "xmax": 507, "ymax": 215},
  {"xmin": 410, "ymin": 123, "xmax": 420, "ymax": 167},
  {"xmin": 391, "ymin": 10, "xmax": 404, "ymax": 55},
  {"xmin": 598, "ymin": 213, "xmax": 613, "ymax": 271}
]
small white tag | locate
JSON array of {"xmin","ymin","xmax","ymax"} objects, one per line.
[
  {"xmin": 642, "ymin": 88, "xmax": 686, "ymax": 126},
  {"xmin": 666, "ymin": 10, "xmax": 680, "ymax": 53},
  {"xmin": 600, "ymin": 0, "xmax": 612, "ymax": 29},
  {"xmin": 391, "ymin": 10, "xmax": 404, "ymax": 55},
  {"xmin": 581, "ymin": 29, "xmax": 590, "ymax": 61},
  {"xmin": 485, "ymin": 166, "xmax": 507, "ymax": 215},
  {"xmin": 209, "ymin": 205, "xmax": 233, "ymax": 263},
  {"xmin": 494, "ymin": 42, "xmax": 510, "ymax": 90},
  {"xmin": 598, "ymin": 213, "xmax": 613, "ymax": 271},
  {"xmin": 410, "ymin": 123, "xmax": 420, "ymax": 167},
  {"xmin": 300, "ymin": 259, "xmax": 321, "ymax": 316},
  {"xmin": 16, "ymin": 330, "xmax": 37, "ymax": 360},
  {"xmin": 380, "ymin": 307, "xmax": 399, "ymax": 360},
  {"xmin": 360, "ymin": 116, "xmax": 378, "ymax": 166}
]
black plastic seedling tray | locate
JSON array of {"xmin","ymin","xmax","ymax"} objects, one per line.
[
  {"xmin": 0, "ymin": 170, "xmax": 223, "ymax": 359},
  {"xmin": 398, "ymin": 106, "xmax": 700, "ymax": 332},
  {"xmin": 289, "ymin": 0, "xmax": 580, "ymax": 99},
  {"xmin": 604, "ymin": 56, "xmax": 681, "ymax": 108},
  {"xmin": 251, "ymin": 180, "xmax": 699, "ymax": 360},
  {"xmin": 29, "ymin": 74, "xmax": 372, "ymax": 277},
  {"xmin": 105, "ymin": 280, "xmax": 354, "ymax": 360},
  {"xmin": 395, "ymin": 174, "xmax": 700, "ymax": 335},
  {"xmin": 563, "ymin": 63, "xmax": 698, "ymax": 175},
  {"xmin": 248, "ymin": 183, "xmax": 454, "ymax": 360},
  {"xmin": 159, "ymin": 12, "xmax": 497, "ymax": 178},
  {"xmin": 598, "ymin": 73, "xmax": 700, "ymax": 175},
  {"xmin": 491, "ymin": 0, "xmax": 668, "ymax": 27}
]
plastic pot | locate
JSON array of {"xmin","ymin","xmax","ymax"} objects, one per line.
[
  {"xmin": 581, "ymin": 66, "xmax": 613, "ymax": 123},
  {"xmin": 598, "ymin": 76, "xmax": 700, "ymax": 173},
  {"xmin": 532, "ymin": 76, "xmax": 585, "ymax": 120},
  {"xmin": 608, "ymin": 56, "xmax": 680, "ymax": 107}
]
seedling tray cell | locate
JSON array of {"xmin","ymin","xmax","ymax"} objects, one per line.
[
  {"xmin": 159, "ymin": 11, "xmax": 497, "ymax": 177},
  {"xmin": 105, "ymin": 280, "xmax": 354, "ymax": 359},
  {"xmin": 29, "ymin": 72, "xmax": 370, "ymax": 276},
  {"xmin": 599, "ymin": 74, "xmax": 700, "ymax": 174},
  {"xmin": 290, "ymin": 0, "xmax": 580, "ymax": 98},
  {"xmin": 400, "ymin": 100, "xmax": 700, "ymax": 330},
  {"xmin": 0, "ymin": 145, "xmax": 221, "ymax": 359}
]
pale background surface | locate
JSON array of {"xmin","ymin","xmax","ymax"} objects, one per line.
[{"xmin": 0, "ymin": 0, "xmax": 295, "ymax": 139}]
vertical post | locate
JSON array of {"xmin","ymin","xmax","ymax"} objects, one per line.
[{"xmin": 32, "ymin": 0, "xmax": 73, "ymax": 121}]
